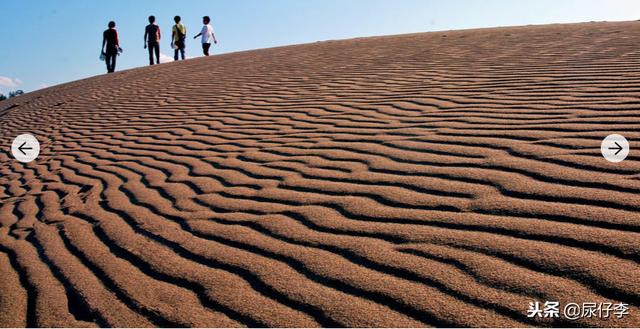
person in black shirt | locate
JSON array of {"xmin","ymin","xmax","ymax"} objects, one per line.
[
  {"xmin": 102, "ymin": 21, "xmax": 121, "ymax": 73},
  {"xmin": 144, "ymin": 16, "xmax": 161, "ymax": 65}
]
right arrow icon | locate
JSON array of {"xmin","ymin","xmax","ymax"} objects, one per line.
[
  {"xmin": 601, "ymin": 134, "xmax": 629, "ymax": 163},
  {"xmin": 608, "ymin": 141, "xmax": 623, "ymax": 156}
]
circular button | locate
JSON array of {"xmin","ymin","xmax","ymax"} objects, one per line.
[
  {"xmin": 601, "ymin": 134, "xmax": 629, "ymax": 163},
  {"xmin": 11, "ymin": 134, "xmax": 40, "ymax": 163}
]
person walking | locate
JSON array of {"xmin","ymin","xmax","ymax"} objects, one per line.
[
  {"xmin": 172, "ymin": 16, "xmax": 187, "ymax": 60},
  {"xmin": 193, "ymin": 16, "xmax": 217, "ymax": 56},
  {"xmin": 102, "ymin": 21, "xmax": 122, "ymax": 73},
  {"xmin": 144, "ymin": 15, "xmax": 161, "ymax": 65}
]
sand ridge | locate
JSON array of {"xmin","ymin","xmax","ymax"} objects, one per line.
[{"xmin": 1, "ymin": 21, "xmax": 640, "ymax": 327}]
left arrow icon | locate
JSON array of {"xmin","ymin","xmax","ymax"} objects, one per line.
[
  {"xmin": 11, "ymin": 134, "xmax": 40, "ymax": 163},
  {"xmin": 18, "ymin": 141, "xmax": 33, "ymax": 155}
]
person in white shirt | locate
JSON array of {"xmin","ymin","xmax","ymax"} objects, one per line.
[{"xmin": 193, "ymin": 16, "xmax": 217, "ymax": 56}]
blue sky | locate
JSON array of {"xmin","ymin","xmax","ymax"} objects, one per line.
[{"xmin": 1, "ymin": 0, "xmax": 639, "ymax": 95}]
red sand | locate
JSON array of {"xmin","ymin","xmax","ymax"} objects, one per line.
[{"xmin": 1, "ymin": 21, "xmax": 640, "ymax": 327}]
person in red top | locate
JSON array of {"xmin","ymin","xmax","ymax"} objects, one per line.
[
  {"xmin": 144, "ymin": 15, "xmax": 161, "ymax": 65},
  {"xmin": 102, "ymin": 21, "xmax": 122, "ymax": 73}
]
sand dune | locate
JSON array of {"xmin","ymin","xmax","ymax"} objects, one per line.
[{"xmin": 1, "ymin": 21, "xmax": 640, "ymax": 327}]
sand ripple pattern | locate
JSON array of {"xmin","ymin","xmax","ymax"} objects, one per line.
[{"xmin": 1, "ymin": 22, "xmax": 640, "ymax": 327}]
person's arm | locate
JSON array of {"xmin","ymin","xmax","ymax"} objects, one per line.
[
  {"xmin": 144, "ymin": 28, "xmax": 148, "ymax": 48},
  {"xmin": 102, "ymin": 32, "xmax": 106, "ymax": 53},
  {"xmin": 158, "ymin": 27, "xmax": 161, "ymax": 41},
  {"xmin": 195, "ymin": 25, "xmax": 205, "ymax": 39},
  {"xmin": 115, "ymin": 30, "xmax": 121, "ymax": 50}
]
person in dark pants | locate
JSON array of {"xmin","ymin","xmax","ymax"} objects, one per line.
[
  {"xmin": 144, "ymin": 15, "xmax": 161, "ymax": 65},
  {"xmin": 102, "ymin": 21, "xmax": 121, "ymax": 73},
  {"xmin": 172, "ymin": 15, "xmax": 186, "ymax": 60},
  {"xmin": 193, "ymin": 16, "xmax": 217, "ymax": 56}
]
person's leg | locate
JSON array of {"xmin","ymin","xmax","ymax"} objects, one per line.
[
  {"xmin": 153, "ymin": 43, "xmax": 160, "ymax": 64},
  {"xmin": 180, "ymin": 43, "xmax": 185, "ymax": 60},
  {"xmin": 105, "ymin": 53, "xmax": 111, "ymax": 72},
  {"xmin": 203, "ymin": 43, "xmax": 210, "ymax": 56},
  {"xmin": 111, "ymin": 53, "xmax": 117, "ymax": 72},
  {"xmin": 106, "ymin": 53, "xmax": 115, "ymax": 72},
  {"xmin": 148, "ymin": 43, "xmax": 154, "ymax": 65}
]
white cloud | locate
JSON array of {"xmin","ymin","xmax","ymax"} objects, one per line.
[
  {"xmin": 38, "ymin": 83, "xmax": 49, "ymax": 89},
  {"xmin": 159, "ymin": 52, "xmax": 196, "ymax": 63},
  {"xmin": 159, "ymin": 52, "xmax": 174, "ymax": 63},
  {"xmin": 0, "ymin": 76, "xmax": 21, "ymax": 88}
]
